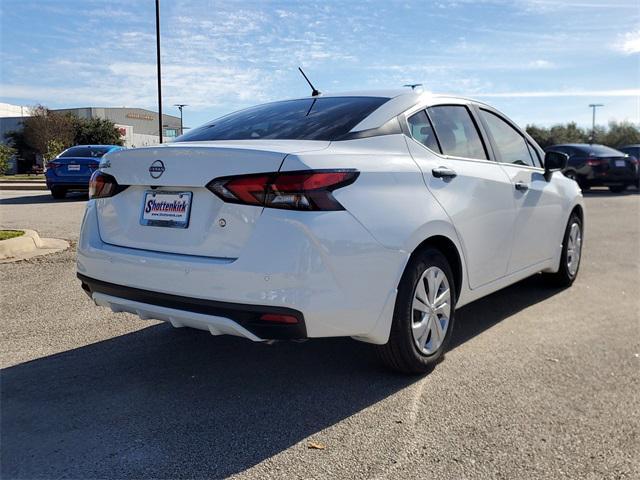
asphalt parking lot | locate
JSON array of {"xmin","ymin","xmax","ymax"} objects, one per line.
[{"xmin": 1, "ymin": 188, "xmax": 638, "ymax": 479}]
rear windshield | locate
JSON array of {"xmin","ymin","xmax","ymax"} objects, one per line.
[
  {"xmin": 59, "ymin": 146, "xmax": 112, "ymax": 158},
  {"xmin": 577, "ymin": 145, "xmax": 624, "ymax": 156},
  {"xmin": 175, "ymin": 96, "xmax": 390, "ymax": 142}
]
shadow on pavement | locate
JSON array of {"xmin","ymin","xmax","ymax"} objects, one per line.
[
  {"xmin": 1, "ymin": 274, "xmax": 562, "ymax": 479},
  {"xmin": 0, "ymin": 192, "xmax": 88, "ymax": 204}
]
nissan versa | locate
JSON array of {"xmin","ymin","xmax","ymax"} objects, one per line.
[
  {"xmin": 77, "ymin": 90, "xmax": 584, "ymax": 373},
  {"xmin": 46, "ymin": 144, "xmax": 124, "ymax": 199}
]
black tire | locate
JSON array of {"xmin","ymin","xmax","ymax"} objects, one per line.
[
  {"xmin": 50, "ymin": 187, "xmax": 67, "ymax": 199},
  {"xmin": 544, "ymin": 212, "xmax": 583, "ymax": 288},
  {"xmin": 377, "ymin": 247, "xmax": 457, "ymax": 374},
  {"xmin": 609, "ymin": 185, "xmax": 626, "ymax": 193}
]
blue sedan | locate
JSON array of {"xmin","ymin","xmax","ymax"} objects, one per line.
[{"xmin": 45, "ymin": 145, "xmax": 124, "ymax": 199}]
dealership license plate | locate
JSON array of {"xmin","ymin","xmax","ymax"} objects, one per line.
[
  {"xmin": 67, "ymin": 164, "xmax": 80, "ymax": 171},
  {"xmin": 140, "ymin": 191, "xmax": 192, "ymax": 228},
  {"xmin": 615, "ymin": 160, "xmax": 626, "ymax": 167}
]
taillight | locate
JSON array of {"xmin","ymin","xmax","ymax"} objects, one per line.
[
  {"xmin": 586, "ymin": 157, "xmax": 603, "ymax": 166},
  {"xmin": 207, "ymin": 170, "xmax": 359, "ymax": 211},
  {"xmin": 47, "ymin": 161, "xmax": 61, "ymax": 169},
  {"xmin": 89, "ymin": 171, "xmax": 123, "ymax": 199}
]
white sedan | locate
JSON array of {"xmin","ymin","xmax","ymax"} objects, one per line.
[{"xmin": 77, "ymin": 90, "xmax": 584, "ymax": 373}]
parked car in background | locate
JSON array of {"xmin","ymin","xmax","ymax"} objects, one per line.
[
  {"xmin": 546, "ymin": 143, "xmax": 638, "ymax": 193},
  {"xmin": 618, "ymin": 144, "xmax": 640, "ymax": 187},
  {"xmin": 46, "ymin": 145, "xmax": 124, "ymax": 199},
  {"xmin": 78, "ymin": 91, "xmax": 584, "ymax": 374}
]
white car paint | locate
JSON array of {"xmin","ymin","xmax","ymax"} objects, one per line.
[{"xmin": 77, "ymin": 90, "xmax": 583, "ymax": 345}]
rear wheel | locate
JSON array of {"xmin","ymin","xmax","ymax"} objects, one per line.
[
  {"xmin": 544, "ymin": 212, "xmax": 583, "ymax": 287},
  {"xmin": 377, "ymin": 247, "xmax": 456, "ymax": 374},
  {"xmin": 609, "ymin": 185, "xmax": 626, "ymax": 193},
  {"xmin": 50, "ymin": 187, "xmax": 67, "ymax": 199}
]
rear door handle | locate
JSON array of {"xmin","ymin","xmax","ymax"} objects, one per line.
[
  {"xmin": 432, "ymin": 166, "xmax": 457, "ymax": 179},
  {"xmin": 515, "ymin": 182, "xmax": 529, "ymax": 192}
]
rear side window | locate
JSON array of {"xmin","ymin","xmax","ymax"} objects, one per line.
[
  {"xmin": 175, "ymin": 96, "xmax": 390, "ymax": 142},
  {"xmin": 426, "ymin": 105, "xmax": 487, "ymax": 160},
  {"xmin": 480, "ymin": 110, "xmax": 535, "ymax": 167},
  {"xmin": 408, "ymin": 110, "xmax": 441, "ymax": 152}
]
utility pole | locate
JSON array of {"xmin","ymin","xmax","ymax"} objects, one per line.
[
  {"xmin": 588, "ymin": 103, "xmax": 603, "ymax": 144},
  {"xmin": 155, "ymin": 0, "xmax": 163, "ymax": 144},
  {"xmin": 174, "ymin": 104, "xmax": 188, "ymax": 135}
]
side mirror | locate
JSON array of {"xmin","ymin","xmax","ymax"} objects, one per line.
[{"xmin": 544, "ymin": 150, "xmax": 568, "ymax": 181}]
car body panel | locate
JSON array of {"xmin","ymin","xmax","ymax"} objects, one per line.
[
  {"xmin": 548, "ymin": 143, "xmax": 637, "ymax": 187},
  {"xmin": 77, "ymin": 91, "xmax": 585, "ymax": 344},
  {"xmin": 46, "ymin": 145, "xmax": 123, "ymax": 191}
]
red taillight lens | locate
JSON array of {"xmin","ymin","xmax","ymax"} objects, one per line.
[
  {"xmin": 586, "ymin": 158, "xmax": 603, "ymax": 166},
  {"xmin": 207, "ymin": 170, "xmax": 359, "ymax": 211},
  {"xmin": 89, "ymin": 171, "xmax": 120, "ymax": 199},
  {"xmin": 47, "ymin": 161, "xmax": 61, "ymax": 169}
]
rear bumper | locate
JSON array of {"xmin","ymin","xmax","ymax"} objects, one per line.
[
  {"xmin": 46, "ymin": 180, "xmax": 89, "ymax": 190},
  {"xmin": 579, "ymin": 170, "xmax": 638, "ymax": 186},
  {"xmin": 78, "ymin": 274, "xmax": 307, "ymax": 340},
  {"xmin": 77, "ymin": 199, "xmax": 407, "ymax": 344}
]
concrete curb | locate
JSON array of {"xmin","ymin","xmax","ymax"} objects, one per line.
[
  {"xmin": 0, "ymin": 229, "xmax": 69, "ymax": 262},
  {"xmin": 0, "ymin": 183, "xmax": 48, "ymax": 191}
]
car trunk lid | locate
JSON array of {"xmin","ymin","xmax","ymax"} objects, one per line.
[{"xmin": 95, "ymin": 140, "xmax": 329, "ymax": 258}]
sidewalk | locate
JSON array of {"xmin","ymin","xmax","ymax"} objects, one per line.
[{"xmin": 0, "ymin": 182, "xmax": 47, "ymax": 191}]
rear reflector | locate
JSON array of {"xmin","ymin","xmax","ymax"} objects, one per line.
[
  {"xmin": 207, "ymin": 169, "xmax": 359, "ymax": 211},
  {"xmin": 260, "ymin": 313, "xmax": 299, "ymax": 324}
]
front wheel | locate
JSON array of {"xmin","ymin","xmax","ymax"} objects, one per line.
[
  {"xmin": 377, "ymin": 247, "xmax": 456, "ymax": 374},
  {"xmin": 544, "ymin": 212, "xmax": 583, "ymax": 287}
]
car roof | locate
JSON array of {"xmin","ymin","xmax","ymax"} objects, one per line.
[
  {"xmin": 296, "ymin": 89, "xmax": 493, "ymax": 132},
  {"xmin": 67, "ymin": 145, "xmax": 122, "ymax": 149}
]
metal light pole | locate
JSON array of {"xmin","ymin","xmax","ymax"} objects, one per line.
[
  {"xmin": 155, "ymin": 0, "xmax": 163, "ymax": 144},
  {"xmin": 174, "ymin": 104, "xmax": 188, "ymax": 135},
  {"xmin": 588, "ymin": 103, "xmax": 603, "ymax": 144}
]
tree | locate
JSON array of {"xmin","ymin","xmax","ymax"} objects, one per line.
[
  {"xmin": 603, "ymin": 121, "xmax": 640, "ymax": 148},
  {"xmin": 0, "ymin": 144, "xmax": 16, "ymax": 175},
  {"xmin": 72, "ymin": 117, "xmax": 124, "ymax": 146},
  {"xmin": 21, "ymin": 105, "xmax": 75, "ymax": 157},
  {"xmin": 43, "ymin": 139, "xmax": 66, "ymax": 162},
  {"xmin": 527, "ymin": 121, "xmax": 640, "ymax": 150}
]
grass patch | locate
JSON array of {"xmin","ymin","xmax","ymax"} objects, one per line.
[{"xmin": 0, "ymin": 230, "xmax": 25, "ymax": 241}]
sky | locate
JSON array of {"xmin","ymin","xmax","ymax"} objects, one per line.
[{"xmin": 0, "ymin": 0, "xmax": 638, "ymax": 130}]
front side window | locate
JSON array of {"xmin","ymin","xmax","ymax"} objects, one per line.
[
  {"xmin": 426, "ymin": 105, "xmax": 487, "ymax": 160},
  {"xmin": 526, "ymin": 142, "xmax": 542, "ymax": 168},
  {"xmin": 480, "ymin": 110, "xmax": 535, "ymax": 167},
  {"xmin": 407, "ymin": 110, "xmax": 440, "ymax": 152},
  {"xmin": 175, "ymin": 96, "xmax": 390, "ymax": 142}
]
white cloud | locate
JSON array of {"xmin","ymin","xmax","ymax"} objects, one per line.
[
  {"xmin": 614, "ymin": 30, "xmax": 640, "ymax": 54},
  {"xmin": 472, "ymin": 89, "xmax": 640, "ymax": 98},
  {"xmin": 527, "ymin": 59, "xmax": 554, "ymax": 69}
]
